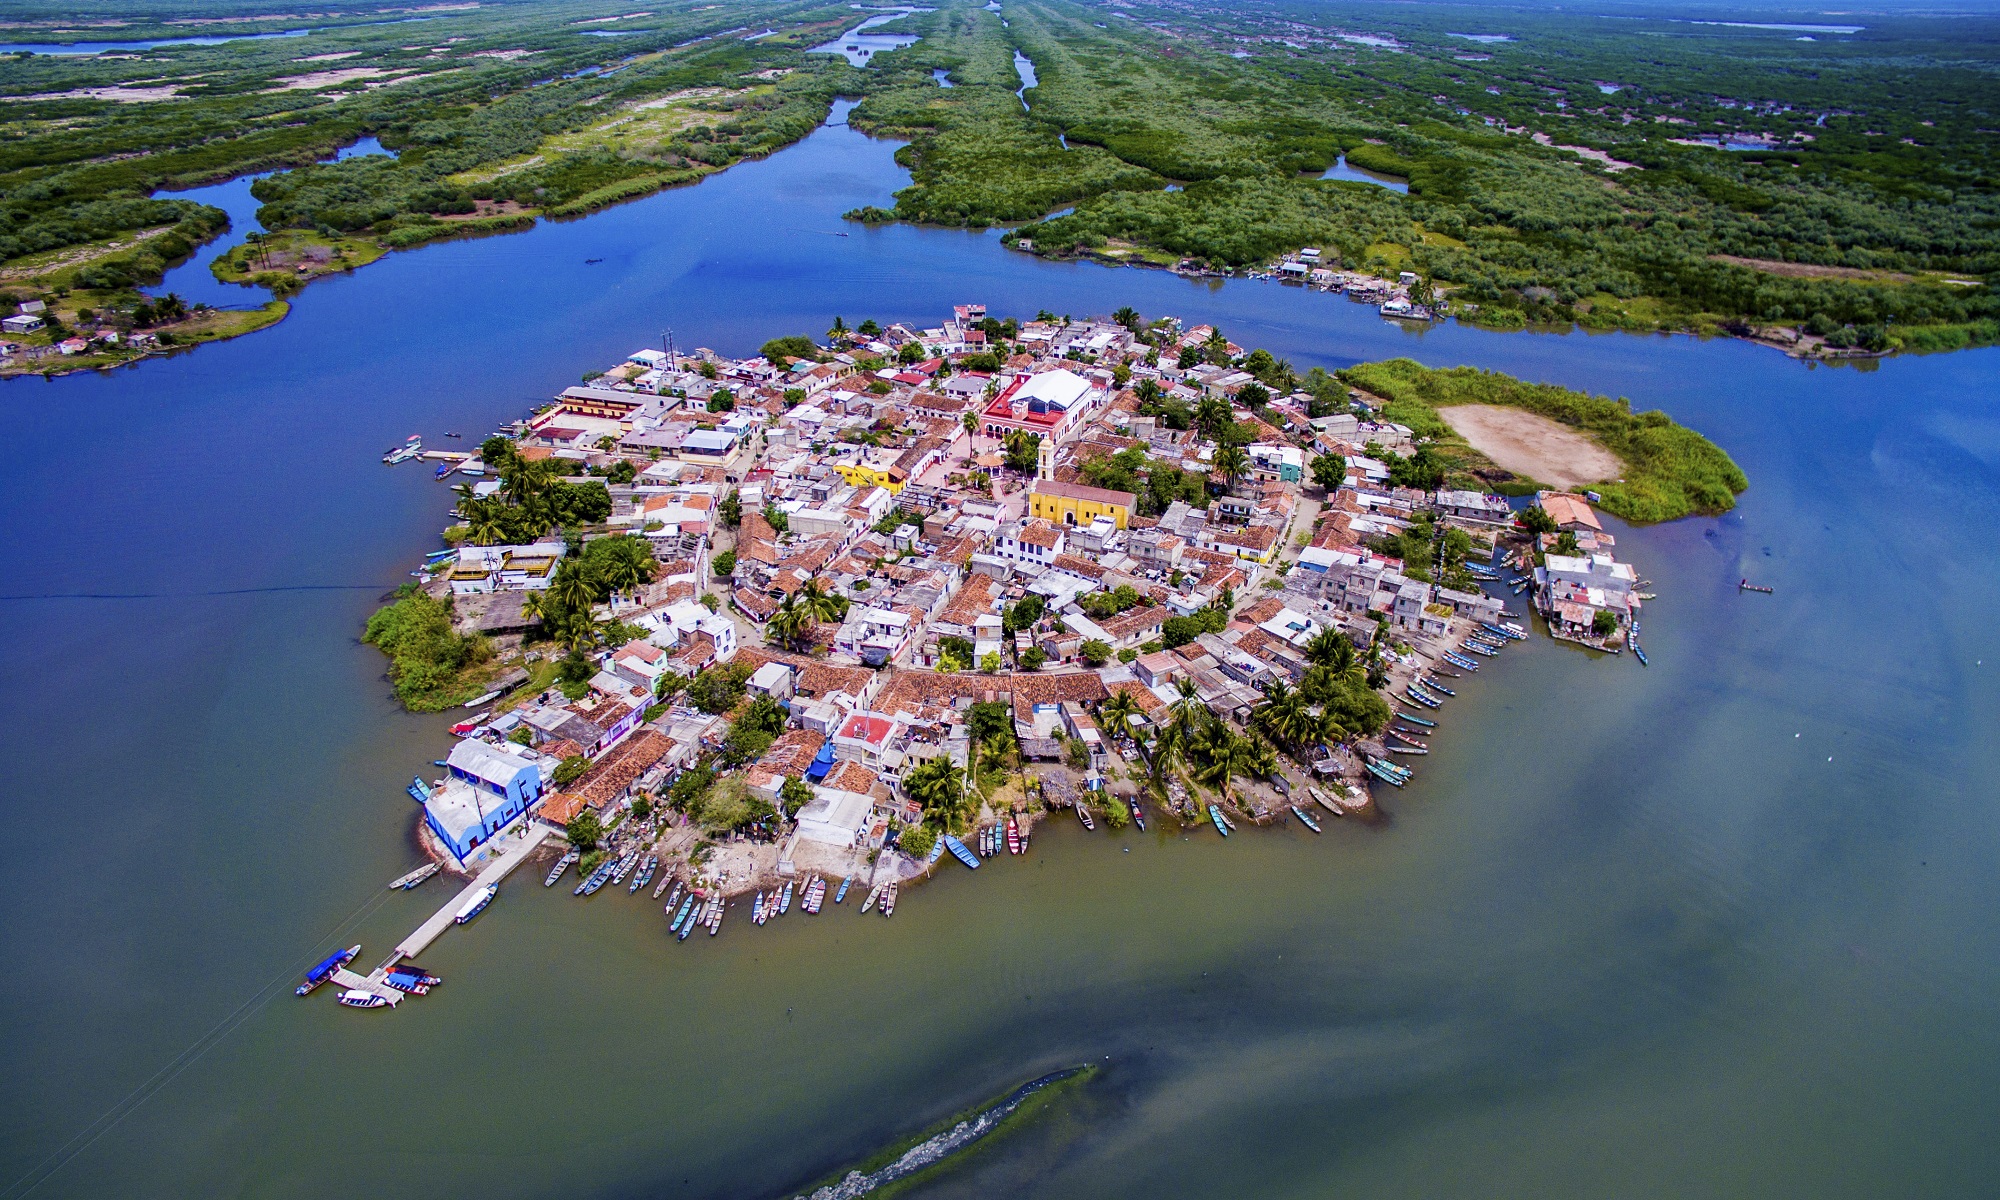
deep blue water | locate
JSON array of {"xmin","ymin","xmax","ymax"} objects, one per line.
[
  {"xmin": 149, "ymin": 137, "xmax": 398, "ymax": 310},
  {"xmin": 3, "ymin": 98, "xmax": 1999, "ymax": 1199}
]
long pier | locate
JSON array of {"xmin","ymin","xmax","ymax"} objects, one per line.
[{"xmin": 332, "ymin": 824, "xmax": 552, "ymax": 1007}]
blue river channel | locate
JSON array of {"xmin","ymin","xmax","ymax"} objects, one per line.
[{"xmin": 2, "ymin": 99, "xmax": 1998, "ymax": 1199}]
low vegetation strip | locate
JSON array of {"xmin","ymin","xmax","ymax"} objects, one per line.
[{"xmin": 1340, "ymin": 358, "xmax": 1747, "ymax": 522}]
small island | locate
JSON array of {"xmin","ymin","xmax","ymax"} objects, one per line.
[{"xmin": 332, "ymin": 300, "xmax": 1742, "ymax": 1005}]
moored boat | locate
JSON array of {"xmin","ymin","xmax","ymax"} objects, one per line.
[
  {"xmin": 834, "ymin": 876, "xmax": 852, "ymax": 904},
  {"xmin": 296, "ymin": 944, "xmax": 361, "ymax": 996},
  {"xmin": 1418, "ymin": 676, "xmax": 1455, "ymax": 697},
  {"xmin": 1395, "ymin": 710, "xmax": 1437, "ymax": 728},
  {"xmin": 1290, "ymin": 805, "xmax": 1322, "ymax": 834},
  {"xmin": 630, "ymin": 855, "xmax": 657, "ymax": 893},
  {"xmin": 1208, "ymin": 804, "xmax": 1231, "ymax": 836},
  {"xmin": 389, "ymin": 862, "xmax": 440, "ymax": 890},
  {"xmin": 944, "ymin": 834, "xmax": 981, "ymax": 869},
  {"xmin": 779, "ymin": 880, "xmax": 793, "ymax": 914},
  {"xmin": 544, "ymin": 849, "xmax": 579, "ymax": 887},
  {"xmin": 752, "ymin": 891, "xmax": 768, "ymax": 925},
  {"xmin": 454, "ymin": 884, "xmax": 497, "ymax": 924},
  {"xmin": 1076, "ymin": 802, "xmax": 1095, "ymax": 831},
  {"xmin": 1365, "ymin": 759, "xmax": 1408, "ymax": 787},
  {"xmin": 1635, "ymin": 645, "xmax": 1649, "ymax": 666},
  {"xmin": 670, "ymin": 894, "xmax": 695, "ymax": 933},
  {"xmin": 1006, "ymin": 813, "xmax": 1021, "ymax": 854},
  {"xmin": 1129, "ymin": 796, "xmax": 1146, "ymax": 831},
  {"xmin": 880, "ymin": 882, "xmax": 897, "ymax": 917},
  {"xmin": 1404, "ymin": 686, "xmax": 1441, "ymax": 709},
  {"xmin": 338, "ymin": 989, "xmax": 391, "ymax": 1008},
  {"xmin": 1442, "ymin": 650, "xmax": 1481, "ymax": 671},
  {"xmin": 861, "ymin": 883, "xmax": 882, "ymax": 913}
]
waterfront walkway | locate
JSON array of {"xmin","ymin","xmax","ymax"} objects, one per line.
[{"xmin": 334, "ymin": 823, "xmax": 551, "ymax": 1006}]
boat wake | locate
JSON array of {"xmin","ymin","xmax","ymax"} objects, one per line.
[{"xmin": 791, "ymin": 1066, "xmax": 1089, "ymax": 1200}]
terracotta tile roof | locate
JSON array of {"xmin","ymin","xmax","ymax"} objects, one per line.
[
  {"xmin": 569, "ymin": 729, "xmax": 673, "ymax": 811},
  {"xmin": 938, "ymin": 574, "xmax": 997, "ymax": 627},
  {"xmin": 539, "ymin": 737, "xmax": 586, "ymax": 761},
  {"xmin": 1240, "ymin": 597, "xmax": 1286, "ymax": 624},
  {"xmin": 1099, "ymin": 607, "xmax": 1164, "ymax": 639},
  {"xmin": 797, "ymin": 661, "xmax": 874, "ymax": 699},
  {"xmin": 1051, "ymin": 553, "xmax": 1108, "ymax": 580},
  {"xmin": 756, "ymin": 727, "xmax": 825, "ymax": 775},
  {"xmin": 1107, "ymin": 678, "xmax": 1165, "ymax": 713},
  {"xmin": 733, "ymin": 587, "xmax": 778, "ymax": 621},
  {"xmin": 822, "ymin": 758, "xmax": 879, "ymax": 794},
  {"xmin": 539, "ymin": 791, "xmax": 588, "ymax": 825}
]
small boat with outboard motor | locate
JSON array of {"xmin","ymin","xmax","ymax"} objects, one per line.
[{"xmin": 296, "ymin": 945, "xmax": 361, "ymax": 995}]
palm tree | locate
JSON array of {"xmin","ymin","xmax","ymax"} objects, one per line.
[
  {"xmin": 1113, "ymin": 305, "xmax": 1140, "ymax": 332},
  {"xmin": 1133, "ymin": 377, "xmax": 1162, "ymax": 406},
  {"xmin": 550, "ymin": 561, "xmax": 598, "ymax": 620},
  {"xmin": 1212, "ymin": 443, "xmax": 1250, "ymax": 495},
  {"xmin": 520, "ymin": 590, "xmax": 546, "ymax": 627},
  {"xmin": 828, "ymin": 315, "xmax": 848, "ymax": 342},
  {"xmin": 1187, "ymin": 714, "xmax": 1243, "ymax": 806},
  {"xmin": 1304, "ymin": 626, "xmax": 1346, "ymax": 669},
  {"xmin": 1099, "ymin": 689, "xmax": 1141, "ymax": 744},
  {"xmin": 765, "ymin": 593, "xmax": 808, "ymax": 651},
  {"xmin": 557, "ymin": 611, "xmax": 601, "ymax": 653},
  {"xmin": 462, "ymin": 499, "xmax": 508, "ymax": 546},
  {"xmin": 902, "ymin": 755, "xmax": 966, "ymax": 827},
  {"xmin": 962, "ymin": 409, "xmax": 979, "ymax": 451},
  {"xmin": 1194, "ymin": 395, "xmax": 1233, "ymax": 443},
  {"xmin": 1252, "ymin": 680, "xmax": 1313, "ymax": 754}
]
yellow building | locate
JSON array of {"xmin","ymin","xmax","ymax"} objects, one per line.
[
  {"xmin": 833, "ymin": 461, "xmax": 904, "ymax": 495},
  {"xmin": 1030, "ymin": 479, "xmax": 1135, "ymax": 530}
]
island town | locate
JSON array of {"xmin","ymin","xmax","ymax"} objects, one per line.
[{"xmin": 307, "ymin": 303, "xmax": 1667, "ymax": 1008}]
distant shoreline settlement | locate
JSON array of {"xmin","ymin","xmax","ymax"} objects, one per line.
[{"xmin": 326, "ymin": 302, "xmax": 1663, "ymax": 1004}]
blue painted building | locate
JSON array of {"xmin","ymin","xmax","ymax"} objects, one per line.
[{"xmin": 423, "ymin": 740, "xmax": 547, "ymax": 863}]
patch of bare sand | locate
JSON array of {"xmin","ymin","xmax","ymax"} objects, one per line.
[{"xmin": 1441, "ymin": 405, "xmax": 1621, "ymax": 489}]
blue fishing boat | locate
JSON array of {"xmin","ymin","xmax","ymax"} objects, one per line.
[
  {"xmin": 1419, "ymin": 676, "xmax": 1455, "ymax": 697},
  {"xmin": 296, "ymin": 945, "xmax": 361, "ymax": 996},
  {"xmin": 1463, "ymin": 640, "xmax": 1500, "ymax": 657},
  {"xmin": 834, "ymin": 876, "xmax": 852, "ymax": 904},
  {"xmin": 1208, "ymin": 805, "xmax": 1231, "ymax": 837},
  {"xmin": 434, "ymin": 462, "xmax": 453, "ymax": 480},
  {"xmin": 1442, "ymin": 650, "xmax": 1481, "ymax": 671},
  {"xmin": 1403, "ymin": 686, "xmax": 1440, "ymax": 709},
  {"xmin": 1634, "ymin": 646, "xmax": 1649, "ymax": 666},
  {"xmin": 431, "ymin": 759, "xmax": 449, "ymax": 768},
  {"xmin": 669, "ymin": 895, "xmax": 695, "ymax": 931},
  {"xmin": 926, "ymin": 835, "xmax": 947, "ymax": 865},
  {"xmin": 1290, "ymin": 805, "xmax": 1322, "ymax": 834},
  {"xmin": 943, "ymin": 834, "xmax": 981, "ymax": 869},
  {"xmin": 1365, "ymin": 759, "xmax": 1407, "ymax": 787}
]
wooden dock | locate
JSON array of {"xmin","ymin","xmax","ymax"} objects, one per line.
[{"xmin": 335, "ymin": 823, "xmax": 551, "ymax": 1007}]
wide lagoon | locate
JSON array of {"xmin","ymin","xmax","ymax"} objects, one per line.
[{"xmin": 4, "ymin": 99, "xmax": 1999, "ymax": 1198}]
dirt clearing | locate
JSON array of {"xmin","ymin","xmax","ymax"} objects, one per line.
[{"xmin": 1441, "ymin": 405, "xmax": 1622, "ymax": 489}]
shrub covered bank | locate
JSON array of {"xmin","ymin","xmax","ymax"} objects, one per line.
[{"xmin": 1340, "ymin": 359, "xmax": 1747, "ymax": 522}]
